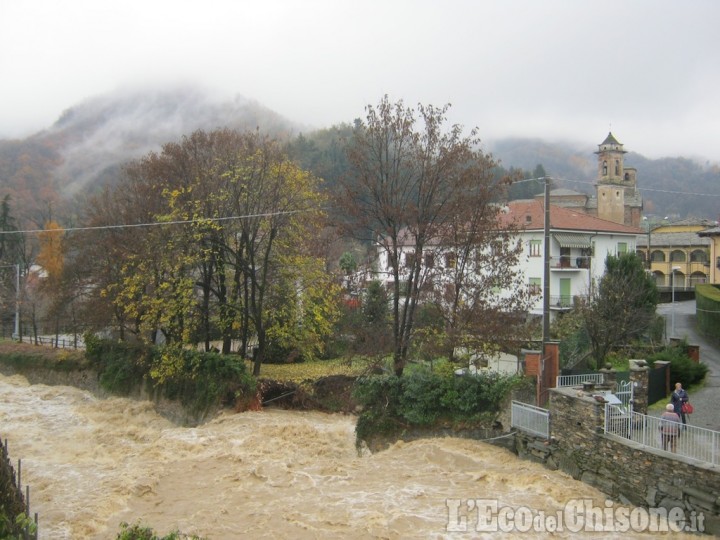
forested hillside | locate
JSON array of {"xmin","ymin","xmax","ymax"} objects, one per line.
[
  {"xmin": 1, "ymin": 87, "xmax": 718, "ymax": 232},
  {"xmin": 0, "ymin": 87, "xmax": 302, "ymax": 230}
]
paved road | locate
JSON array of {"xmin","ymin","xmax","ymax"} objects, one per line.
[{"xmin": 656, "ymin": 299, "xmax": 720, "ymax": 431}]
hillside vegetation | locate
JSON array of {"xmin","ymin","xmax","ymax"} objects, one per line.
[{"xmin": 1, "ymin": 87, "xmax": 717, "ymax": 230}]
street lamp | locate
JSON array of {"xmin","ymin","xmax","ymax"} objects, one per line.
[{"xmin": 671, "ymin": 265, "xmax": 681, "ymax": 339}]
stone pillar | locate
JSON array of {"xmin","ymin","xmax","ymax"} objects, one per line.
[
  {"xmin": 599, "ymin": 364, "xmax": 617, "ymax": 391},
  {"xmin": 629, "ymin": 359, "xmax": 649, "ymax": 414}
]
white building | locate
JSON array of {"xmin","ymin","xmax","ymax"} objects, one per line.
[
  {"xmin": 503, "ymin": 199, "xmax": 643, "ymax": 320},
  {"xmin": 368, "ymin": 199, "xmax": 642, "ymax": 323}
]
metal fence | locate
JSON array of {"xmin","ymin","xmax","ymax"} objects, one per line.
[
  {"xmin": 14, "ymin": 334, "xmax": 84, "ymax": 349},
  {"xmin": 555, "ymin": 372, "xmax": 605, "ymax": 387},
  {"xmin": 511, "ymin": 401, "xmax": 550, "ymax": 439},
  {"xmin": 604, "ymin": 404, "xmax": 720, "ymax": 468}
]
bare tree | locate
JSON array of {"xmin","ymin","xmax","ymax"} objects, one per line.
[{"xmin": 337, "ymin": 96, "xmax": 529, "ymax": 375}]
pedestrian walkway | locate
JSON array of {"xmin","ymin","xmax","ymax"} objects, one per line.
[{"xmin": 651, "ymin": 300, "xmax": 720, "ymax": 432}]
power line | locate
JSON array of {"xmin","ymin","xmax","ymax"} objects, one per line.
[
  {"xmin": 0, "ymin": 210, "xmax": 305, "ymax": 236},
  {"xmin": 555, "ymin": 177, "xmax": 720, "ymax": 198}
]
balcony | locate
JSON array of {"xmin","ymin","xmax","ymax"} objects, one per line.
[
  {"xmin": 548, "ymin": 295, "xmax": 586, "ymax": 310},
  {"xmin": 550, "ymin": 256, "xmax": 590, "ymax": 271}
]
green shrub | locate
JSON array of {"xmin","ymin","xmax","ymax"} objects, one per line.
[
  {"xmin": 353, "ymin": 369, "xmax": 522, "ymax": 445},
  {"xmin": 0, "ymin": 508, "xmax": 36, "ymax": 540},
  {"xmin": 696, "ymin": 284, "xmax": 720, "ymax": 340},
  {"xmin": 159, "ymin": 348, "xmax": 256, "ymax": 415},
  {"xmin": 84, "ymin": 336, "xmax": 256, "ymax": 416},
  {"xmin": 116, "ymin": 521, "xmax": 204, "ymax": 540},
  {"xmin": 85, "ymin": 334, "xmax": 153, "ymax": 395},
  {"xmin": 648, "ymin": 341, "xmax": 708, "ymax": 388},
  {"xmin": 353, "ymin": 374, "xmax": 404, "ymax": 445}
]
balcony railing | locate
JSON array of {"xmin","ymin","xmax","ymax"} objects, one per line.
[
  {"xmin": 550, "ymin": 256, "xmax": 590, "ymax": 270},
  {"xmin": 548, "ymin": 295, "xmax": 585, "ymax": 309}
]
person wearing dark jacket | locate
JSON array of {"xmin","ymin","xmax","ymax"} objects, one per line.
[{"xmin": 671, "ymin": 382, "xmax": 690, "ymax": 425}]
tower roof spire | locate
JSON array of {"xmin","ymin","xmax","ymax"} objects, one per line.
[{"xmin": 601, "ymin": 131, "xmax": 621, "ymax": 146}]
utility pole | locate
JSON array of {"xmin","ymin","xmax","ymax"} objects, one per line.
[
  {"xmin": 542, "ymin": 176, "xmax": 551, "ymax": 345},
  {"xmin": 14, "ymin": 263, "xmax": 20, "ymax": 339}
]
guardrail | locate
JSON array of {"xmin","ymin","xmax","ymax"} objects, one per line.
[
  {"xmin": 556, "ymin": 373, "xmax": 605, "ymax": 387},
  {"xmin": 604, "ymin": 405, "xmax": 719, "ymax": 467},
  {"xmin": 13, "ymin": 335, "xmax": 84, "ymax": 350},
  {"xmin": 511, "ymin": 401, "xmax": 550, "ymax": 439}
]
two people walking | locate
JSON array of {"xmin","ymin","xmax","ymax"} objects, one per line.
[{"xmin": 660, "ymin": 382, "xmax": 691, "ymax": 452}]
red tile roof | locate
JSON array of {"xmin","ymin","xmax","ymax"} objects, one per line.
[{"xmin": 502, "ymin": 200, "xmax": 643, "ymax": 234}]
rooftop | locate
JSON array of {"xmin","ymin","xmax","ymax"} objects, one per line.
[{"xmin": 503, "ymin": 200, "xmax": 643, "ymax": 235}]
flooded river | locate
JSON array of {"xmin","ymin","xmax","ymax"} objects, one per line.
[{"xmin": 0, "ymin": 373, "xmax": 699, "ymax": 539}]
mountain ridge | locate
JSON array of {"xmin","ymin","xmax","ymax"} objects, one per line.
[{"xmin": 1, "ymin": 87, "xmax": 718, "ymax": 227}]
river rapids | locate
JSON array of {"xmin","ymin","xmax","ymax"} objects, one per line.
[{"xmin": 0, "ymin": 373, "xmax": 699, "ymax": 539}]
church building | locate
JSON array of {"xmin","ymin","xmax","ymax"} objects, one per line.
[{"xmin": 535, "ymin": 132, "xmax": 643, "ymax": 228}]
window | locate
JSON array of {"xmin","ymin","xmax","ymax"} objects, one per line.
[
  {"xmin": 602, "ymin": 161, "xmax": 608, "ymax": 175},
  {"xmin": 529, "ymin": 239, "xmax": 542, "ymax": 257},
  {"xmin": 424, "ymin": 252, "xmax": 435, "ymax": 268},
  {"xmin": 559, "ymin": 247, "xmax": 571, "ymax": 267},
  {"xmin": 690, "ymin": 250, "xmax": 707, "ymax": 263},
  {"xmin": 445, "ymin": 252, "xmax": 456, "ymax": 268},
  {"xmin": 617, "ymin": 242, "xmax": 628, "ymax": 254},
  {"xmin": 651, "ymin": 250, "xmax": 666, "ymax": 262},
  {"xmin": 615, "ymin": 160, "xmax": 620, "ymax": 175},
  {"xmin": 670, "ymin": 250, "xmax": 686, "ymax": 262},
  {"xmin": 528, "ymin": 277, "xmax": 541, "ymax": 295},
  {"xmin": 404, "ymin": 251, "xmax": 416, "ymax": 268}
]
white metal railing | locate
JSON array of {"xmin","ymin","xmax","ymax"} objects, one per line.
[
  {"xmin": 14, "ymin": 334, "xmax": 84, "ymax": 350},
  {"xmin": 555, "ymin": 373, "xmax": 605, "ymax": 387},
  {"xmin": 511, "ymin": 401, "xmax": 550, "ymax": 439},
  {"xmin": 604, "ymin": 404, "xmax": 719, "ymax": 467}
]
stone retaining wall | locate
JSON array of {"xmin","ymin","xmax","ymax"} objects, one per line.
[{"xmin": 511, "ymin": 385, "xmax": 720, "ymax": 535}]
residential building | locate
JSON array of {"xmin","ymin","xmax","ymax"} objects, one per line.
[
  {"xmin": 369, "ymin": 200, "xmax": 641, "ymax": 324},
  {"xmin": 636, "ymin": 219, "xmax": 712, "ymax": 290},
  {"xmin": 503, "ymin": 200, "xmax": 642, "ymax": 321},
  {"xmin": 698, "ymin": 224, "xmax": 720, "ymax": 284}
]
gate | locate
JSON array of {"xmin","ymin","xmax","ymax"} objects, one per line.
[
  {"xmin": 648, "ymin": 363, "xmax": 669, "ymax": 405},
  {"xmin": 615, "ymin": 380, "xmax": 634, "ymax": 411},
  {"xmin": 604, "ymin": 380, "xmax": 634, "ymax": 436}
]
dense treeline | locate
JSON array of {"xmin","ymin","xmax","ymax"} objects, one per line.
[
  {"xmin": 65, "ymin": 129, "xmax": 339, "ymax": 377},
  {"xmin": 0, "ymin": 97, "xmax": 540, "ymax": 378}
]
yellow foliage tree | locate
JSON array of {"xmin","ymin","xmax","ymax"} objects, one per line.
[{"xmin": 36, "ymin": 220, "xmax": 64, "ymax": 284}]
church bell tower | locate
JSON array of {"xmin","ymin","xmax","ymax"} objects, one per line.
[{"xmin": 594, "ymin": 132, "xmax": 642, "ymax": 227}]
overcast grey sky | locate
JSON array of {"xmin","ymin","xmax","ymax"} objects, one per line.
[{"xmin": 1, "ymin": 0, "xmax": 719, "ymax": 161}]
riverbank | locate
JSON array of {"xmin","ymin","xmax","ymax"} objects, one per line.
[{"xmin": 0, "ymin": 341, "xmax": 362, "ymax": 425}]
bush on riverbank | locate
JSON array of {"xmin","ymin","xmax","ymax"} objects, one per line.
[
  {"xmin": 0, "ymin": 340, "xmax": 87, "ymax": 371},
  {"xmin": 353, "ymin": 366, "xmax": 526, "ymax": 447},
  {"xmin": 116, "ymin": 521, "xmax": 203, "ymax": 539},
  {"xmin": 84, "ymin": 336, "xmax": 257, "ymax": 416}
]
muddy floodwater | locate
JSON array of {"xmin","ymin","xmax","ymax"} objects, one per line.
[{"xmin": 0, "ymin": 373, "xmax": 700, "ymax": 539}]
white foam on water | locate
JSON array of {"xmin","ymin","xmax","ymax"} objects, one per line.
[{"xmin": 0, "ymin": 373, "xmax": 698, "ymax": 539}]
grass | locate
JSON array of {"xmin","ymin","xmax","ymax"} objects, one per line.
[
  {"xmin": 246, "ymin": 356, "xmax": 385, "ymax": 383},
  {"xmin": 0, "ymin": 339, "xmax": 88, "ymax": 369}
]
